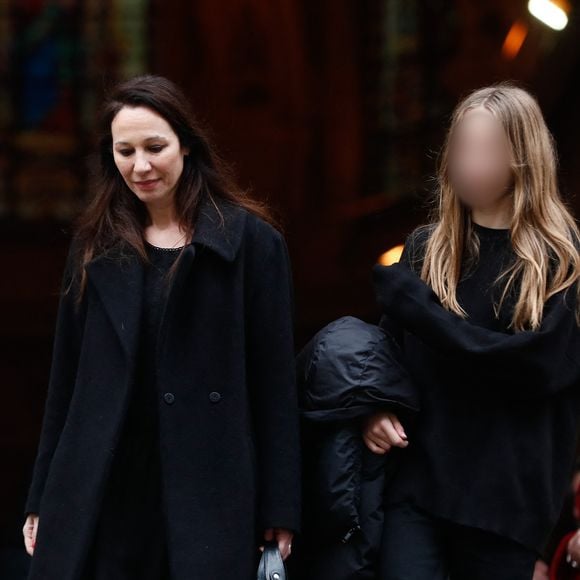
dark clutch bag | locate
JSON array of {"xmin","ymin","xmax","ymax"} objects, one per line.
[{"xmin": 257, "ymin": 540, "xmax": 286, "ymax": 580}]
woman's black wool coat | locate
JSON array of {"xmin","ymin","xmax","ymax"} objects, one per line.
[{"xmin": 23, "ymin": 197, "xmax": 301, "ymax": 580}]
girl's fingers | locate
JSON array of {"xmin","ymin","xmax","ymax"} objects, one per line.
[
  {"xmin": 363, "ymin": 434, "xmax": 390, "ymax": 454},
  {"xmin": 368, "ymin": 426, "xmax": 392, "ymax": 448},
  {"xmin": 569, "ymin": 531, "xmax": 580, "ymax": 560},
  {"xmin": 362, "ymin": 412, "xmax": 409, "ymax": 454},
  {"xmin": 368, "ymin": 426, "xmax": 395, "ymax": 450},
  {"xmin": 388, "ymin": 413, "xmax": 408, "ymax": 440},
  {"xmin": 378, "ymin": 418, "xmax": 408, "ymax": 448}
]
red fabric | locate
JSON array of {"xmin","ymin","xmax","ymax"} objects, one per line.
[{"xmin": 550, "ymin": 531, "xmax": 580, "ymax": 580}]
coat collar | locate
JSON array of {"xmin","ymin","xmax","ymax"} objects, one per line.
[
  {"xmin": 190, "ymin": 195, "xmax": 246, "ymax": 262},
  {"xmin": 84, "ymin": 197, "xmax": 246, "ymax": 358}
]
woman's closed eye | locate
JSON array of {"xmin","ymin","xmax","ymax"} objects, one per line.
[{"xmin": 116, "ymin": 145, "xmax": 166, "ymax": 157}]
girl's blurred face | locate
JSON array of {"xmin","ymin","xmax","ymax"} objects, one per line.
[
  {"xmin": 448, "ymin": 106, "xmax": 513, "ymax": 209},
  {"xmin": 111, "ymin": 106, "xmax": 189, "ymax": 209}
]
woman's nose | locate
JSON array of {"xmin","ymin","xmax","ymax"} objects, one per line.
[{"xmin": 134, "ymin": 153, "xmax": 152, "ymax": 173}]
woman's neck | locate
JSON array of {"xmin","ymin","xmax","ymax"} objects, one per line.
[
  {"xmin": 145, "ymin": 198, "xmax": 179, "ymax": 229},
  {"xmin": 144, "ymin": 201, "xmax": 190, "ymax": 247}
]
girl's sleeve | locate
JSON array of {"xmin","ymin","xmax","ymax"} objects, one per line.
[
  {"xmin": 24, "ymin": 242, "xmax": 86, "ymax": 515},
  {"xmin": 373, "ymin": 261, "xmax": 580, "ymax": 400},
  {"xmin": 378, "ymin": 227, "xmax": 427, "ymax": 345}
]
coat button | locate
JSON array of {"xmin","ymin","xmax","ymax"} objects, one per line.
[
  {"xmin": 163, "ymin": 392, "xmax": 175, "ymax": 405},
  {"xmin": 209, "ymin": 391, "xmax": 222, "ymax": 403}
]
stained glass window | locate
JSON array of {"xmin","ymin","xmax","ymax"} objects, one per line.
[{"xmin": 0, "ymin": 0, "xmax": 149, "ymax": 222}]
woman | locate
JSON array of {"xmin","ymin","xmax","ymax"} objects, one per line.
[
  {"xmin": 21, "ymin": 75, "xmax": 300, "ymax": 580},
  {"xmin": 367, "ymin": 84, "xmax": 580, "ymax": 579}
]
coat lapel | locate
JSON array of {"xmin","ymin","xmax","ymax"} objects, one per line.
[
  {"xmin": 84, "ymin": 196, "xmax": 247, "ymax": 359},
  {"xmin": 85, "ymin": 245, "xmax": 145, "ymax": 360}
]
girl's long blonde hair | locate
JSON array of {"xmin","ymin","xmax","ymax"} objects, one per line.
[{"xmin": 421, "ymin": 83, "xmax": 580, "ymax": 331}]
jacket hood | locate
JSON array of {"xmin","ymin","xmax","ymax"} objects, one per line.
[{"xmin": 297, "ymin": 316, "xmax": 419, "ymax": 422}]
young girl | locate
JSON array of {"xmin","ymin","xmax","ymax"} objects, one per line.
[{"xmin": 367, "ymin": 85, "xmax": 580, "ymax": 579}]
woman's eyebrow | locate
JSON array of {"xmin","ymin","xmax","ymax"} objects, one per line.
[
  {"xmin": 144, "ymin": 135, "xmax": 169, "ymax": 142},
  {"xmin": 114, "ymin": 135, "xmax": 169, "ymax": 146}
]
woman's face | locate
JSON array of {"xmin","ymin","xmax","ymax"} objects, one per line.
[
  {"xmin": 448, "ymin": 106, "xmax": 513, "ymax": 210},
  {"xmin": 111, "ymin": 106, "xmax": 189, "ymax": 210}
]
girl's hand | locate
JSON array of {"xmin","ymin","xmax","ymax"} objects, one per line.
[
  {"xmin": 362, "ymin": 411, "xmax": 408, "ymax": 454},
  {"xmin": 567, "ymin": 529, "xmax": 580, "ymax": 568},
  {"xmin": 23, "ymin": 514, "xmax": 39, "ymax": 556},
  {"xmin": 261, "ymin": 527, "xmax": 293, "ymax": 561}
]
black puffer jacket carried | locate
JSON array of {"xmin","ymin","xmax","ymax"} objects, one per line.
[{"xmin": 291, "ymin": 316, "xmax": 419, "ymax": 580}]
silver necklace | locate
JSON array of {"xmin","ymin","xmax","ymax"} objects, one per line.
[{"xmin": 146, "ymin": 231, "xmax": 188, "ymax": 251}]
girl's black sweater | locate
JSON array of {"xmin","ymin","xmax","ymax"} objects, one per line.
[{"xmin": 373, "ymin": 223, "xmax": 580, "ymax": 553}]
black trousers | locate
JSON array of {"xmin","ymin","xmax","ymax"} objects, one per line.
[{"xmin": 379, "ymin": 501, "xmax": 537, "ymax": 580}]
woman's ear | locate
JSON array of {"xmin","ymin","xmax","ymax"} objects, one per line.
[{"xmin": 182, "ymin": 147, "xmax": 190, "ymax": 157}]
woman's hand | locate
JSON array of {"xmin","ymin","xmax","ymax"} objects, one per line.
[
  {"xmin": 261, "ymin": 528, "xmax": 293, "ymax": 561},
  {"xmin": 362, "ymin": 411, "xmax": 408, "ymax": 455},
  {"xmin": 23, "ymin": 514, "xmax": 39, "ymax": 556}
]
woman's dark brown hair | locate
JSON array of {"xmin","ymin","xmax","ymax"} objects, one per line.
[{"xmin": 71, "ymin": 74, "xmax": 276, "ymax": 300}]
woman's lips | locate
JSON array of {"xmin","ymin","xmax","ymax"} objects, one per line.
[{"xmin": 134, "ymin": 179, "xmax": 161, "ymax": 191}]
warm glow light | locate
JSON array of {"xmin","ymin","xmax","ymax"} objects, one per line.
[
  {"xmin": 502, "ymin": 21, "xmax": 528, "ymax": 59},
  {"xmin": 528, "ymin": 0, "xmax": 569, "ymax": 31},
  {"xmin": 378, "ymin": 244, "xmax": 404, "ymax": 266}
]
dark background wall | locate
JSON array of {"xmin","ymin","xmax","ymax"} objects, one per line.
[{"xmin": 1, "ymin": 1, "xmax": 580, "ymax": 576}]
